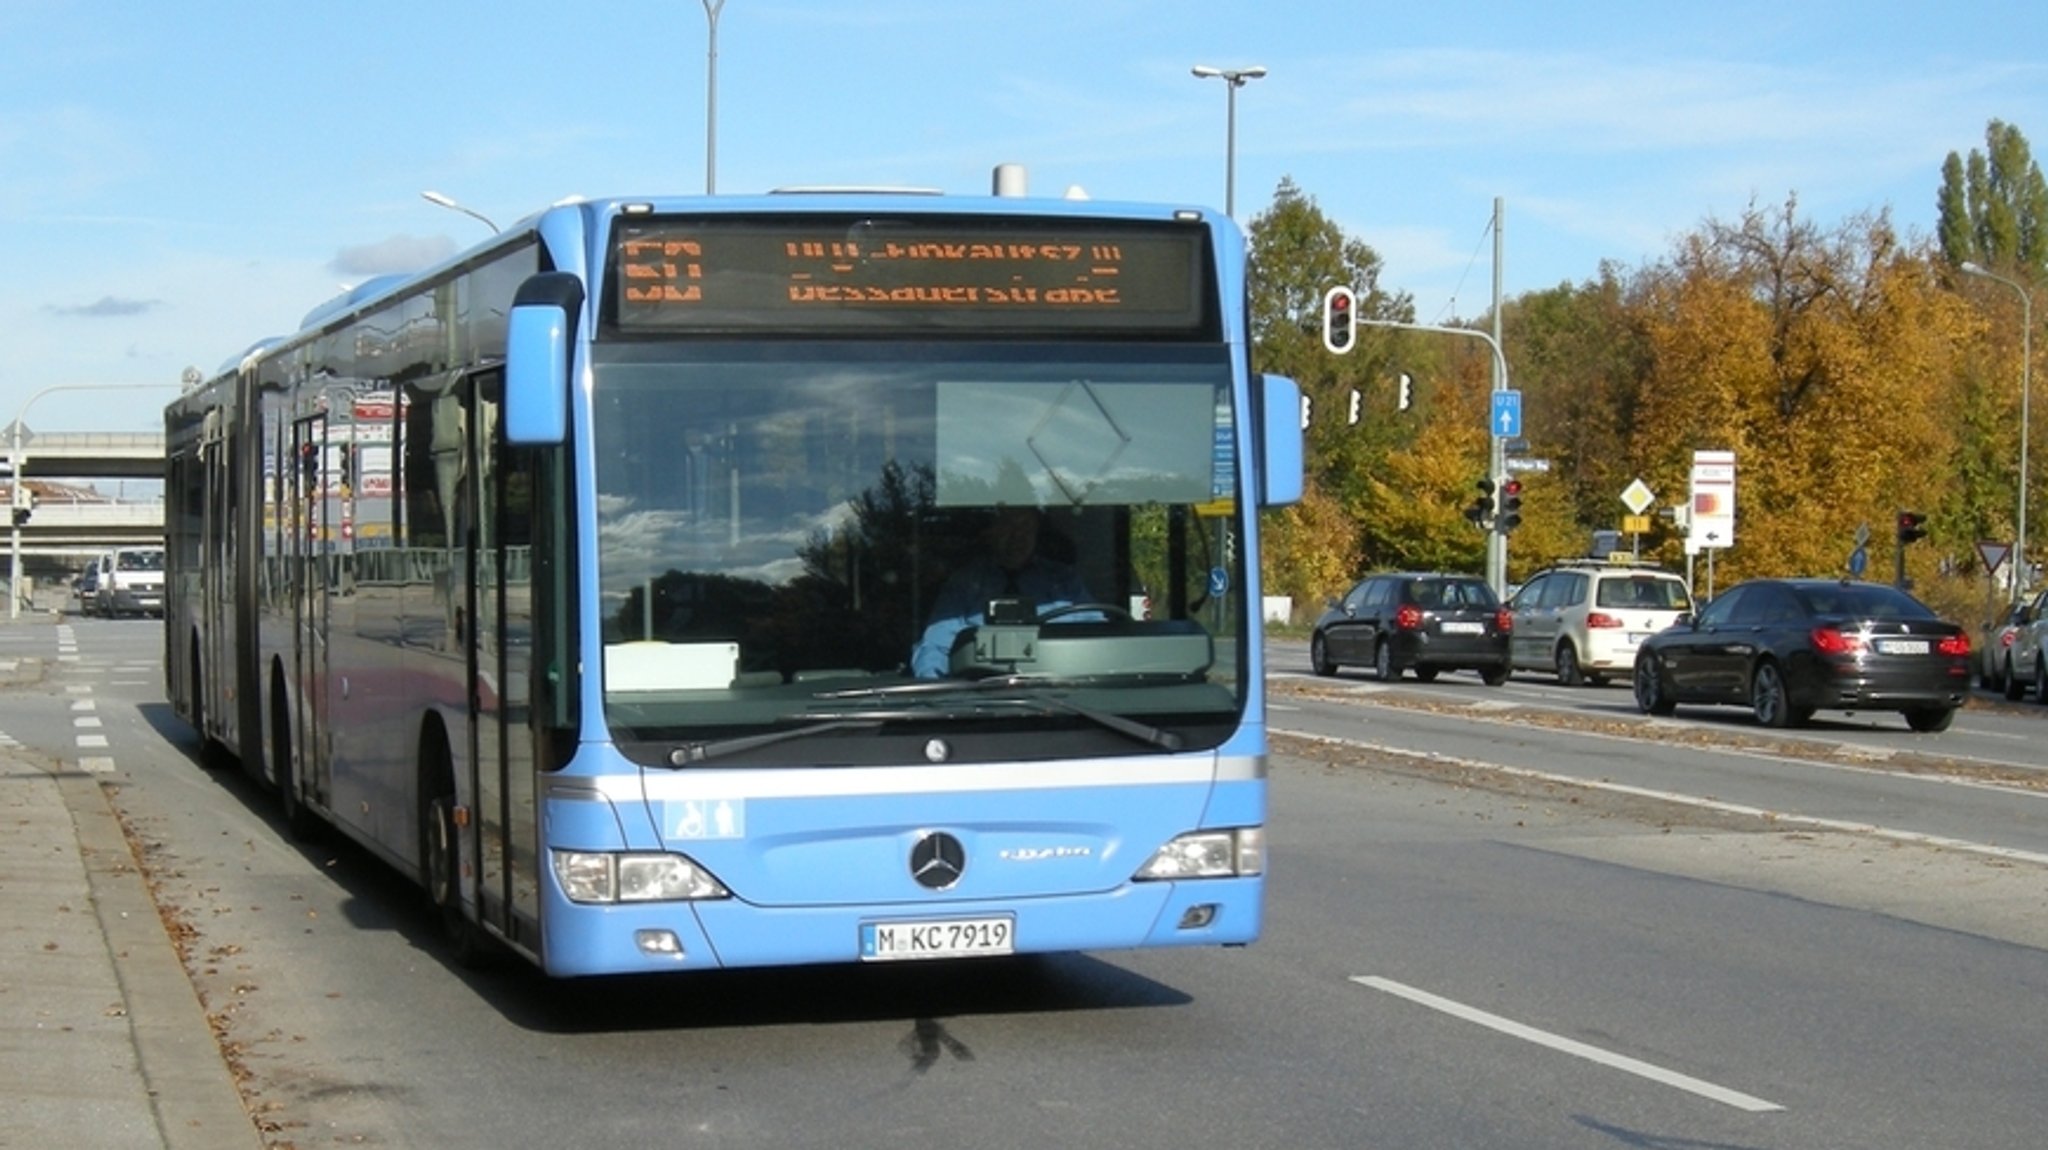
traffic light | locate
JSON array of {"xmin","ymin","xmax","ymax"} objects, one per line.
[
  {"xmin": 1495, "ymin": 477, "xmax": 1523, "ymax": 534},
  {"xmin": 1896, "ymin": 510, "xmax": 1928, "ymax": 546},
  {"xmin": 1464, "ymin": 478, "xmax": 1496, "ymax": 528},
  {"xmin": 1322, "ymin": 286, "xmax": 1356, "ymax": 355}
]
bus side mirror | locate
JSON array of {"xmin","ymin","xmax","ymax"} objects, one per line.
[
  {"xmin": 1259, "ymin": 373, "xmax": 1303, "ymax": 508},
  {"xmin": 505, "ymin": 272, "xmax": 584, "ymax": 445}
]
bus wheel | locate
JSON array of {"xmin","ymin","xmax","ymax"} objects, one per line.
[
  {"xmin": 272, "ymin": 669, "xmax": 319, "ymax": 840},
  {"xmin": 189, "ymin": 642, "xmax": 227, "ymax": 771},
  {"xmin": 420, "ymin": 743, "xmax": 490, "ymax": 967}
]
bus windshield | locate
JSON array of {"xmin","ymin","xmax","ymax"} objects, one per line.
[{"xmin": 589, "ymin": 340, "xmax": 1246, "ymax": 763}]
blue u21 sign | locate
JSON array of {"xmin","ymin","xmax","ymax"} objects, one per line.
[{"xmin": 1490, "ymin": 391, "xmax": 1522, "ymax": 439}]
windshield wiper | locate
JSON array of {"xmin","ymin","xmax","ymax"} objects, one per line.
[
  {"xmin": 665, "ymin": 690, "xmax": 1183, "ymax": 764},
  {"xmin": 665, "ymin": 718, "xmax": 882, "ymax": 766},
  {"xmin": 815, "ymin": 680, "xmax": 1185, "ymax": 750},
  {"xmin": 814, "ymin": 671, "xmax": 1195, "ymax": 700}
]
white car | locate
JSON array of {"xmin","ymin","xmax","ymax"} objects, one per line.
[
  {"xmin": 2002, "ymin": 587, "xmax": 2048, "ymax": 702},
  {"xmin": 1508, "ymin": 560, "xmax": 1694, "ymax": 686}
]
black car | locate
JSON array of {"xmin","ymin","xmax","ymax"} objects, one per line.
[
  {"xmin": 1310, "ymin": 572, "xmax": 1512, "ymax": 684},
  {"xmin": 1631, "ymin": 578, "xmax": 1971, "ymax": 732}
]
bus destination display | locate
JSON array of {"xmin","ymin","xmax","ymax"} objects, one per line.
[{"xmin": 612, "ymin": 218, "xmax": 1207, "ymax": 333}]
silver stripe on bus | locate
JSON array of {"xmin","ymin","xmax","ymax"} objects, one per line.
[{"xmin": 544, "ymin": 753, "xmax": 1265, "ymax": 802}]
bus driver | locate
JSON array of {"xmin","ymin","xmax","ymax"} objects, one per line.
[{"xmin": 911, "ymin": 506, "xmax": 1095, "ymax": 678}]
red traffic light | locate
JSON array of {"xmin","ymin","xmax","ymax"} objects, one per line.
[
  {"xmin": 1896, "ymin": 510, "xmax": 1927, "ymax": 545},
  {"xmin": 1322, "ymin": 286, "xmax": 1357, "ymax": 354}
]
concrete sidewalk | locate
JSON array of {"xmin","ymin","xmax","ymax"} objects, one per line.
[{"xmin": 0, "ymin": 614, "xmax": 261, "ymax": 1150}]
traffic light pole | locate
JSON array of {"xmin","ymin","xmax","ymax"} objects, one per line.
[{"xmin": 1351, "ymin": 316, "xmax": 1514, "ymax": 597}]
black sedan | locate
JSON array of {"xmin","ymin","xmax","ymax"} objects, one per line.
[
  {"xmin": 1631, "ymin": 578, "xmax": 1971, "ymax": 732},
  {"xmin": 1310, "ymin": 571, "xmax": 1512, "ymax": 684}
]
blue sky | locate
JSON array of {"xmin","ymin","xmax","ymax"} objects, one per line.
[{"xmin": 2, "ymin": 0, "xmax": 2042, "ymax": 434}]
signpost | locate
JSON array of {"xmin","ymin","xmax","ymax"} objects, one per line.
[
  {"xmin": 1491, "ymin": 390, "xmax": 1522, "ymax": 439},
  {"xmin": 1619, "ymin": 478, "xmax": 1655, "ymax": 559},
  {"xmin": 1686, "ymin": 450, "xmax": 1736, "ymax": 599}
]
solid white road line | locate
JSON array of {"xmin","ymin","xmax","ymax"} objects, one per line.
[
  {"xmin": 1351, "ymin": 976, "xmax": 1784, "ymax": 1113},
  {"xmin": 1277, "ymin": 728, "xmax": 2048, "ymax": 869}
]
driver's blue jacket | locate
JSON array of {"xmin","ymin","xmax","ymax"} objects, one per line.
[{"xmin": 910, "ymin": 556, "xmax": 1095, "ymax": 678}]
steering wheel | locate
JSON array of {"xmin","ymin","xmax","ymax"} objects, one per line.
[{"xmin": 1035, "ymin": 602, "xmax": 1133, "ymax": 624}]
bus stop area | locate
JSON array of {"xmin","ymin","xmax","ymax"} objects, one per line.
[{"xmin": 0, "ymin": 610, "xmax": 260, "ymax": 1150}]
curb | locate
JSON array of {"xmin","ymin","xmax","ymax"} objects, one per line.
[{"xmin": 34, "ymin": 743, "xmax": 265, "ymax": 1147}]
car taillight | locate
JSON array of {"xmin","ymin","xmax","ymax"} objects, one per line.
[
  {"xmin": 1495, "ymin": 607, "xmax": 1514, "ymax": 633},
  {"xmin": 1395, "ymin": 603, "xmax": 1424, "ymax": 631},
  {"xmin": 1586, "ymin": 612, "xmax": 1623, "ymax": 629},
  {"xmin": 1938, "ymin": 634, "xmax": 1971, "ymax": 657},
  {"xmin": 1810, "ymin": 627, "xmax": 1867, "ymax": 655}
]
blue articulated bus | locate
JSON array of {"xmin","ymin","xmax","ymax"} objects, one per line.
[{"xmin": 164, "ymin": 175, "xmax": 1303, "ymax": 976}]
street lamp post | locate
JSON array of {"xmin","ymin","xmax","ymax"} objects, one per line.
[
  {"xmin": 703, "ymin": 0, "xmax": 727, "ymax": 194},
  {"xmin": 1961, "ymin": 261, "xmax": 2033, "ymax": 597},
  {"xmin": 419, "ymin": 190, "xmax": 500, "ymax": 234},
  {"xmin": 8, "ymin": 382, "xmax": 176, "ymax": 618},
  {"xmin": 1190, "ymin": 65, "xmax": 1266, "ymax": 218}
]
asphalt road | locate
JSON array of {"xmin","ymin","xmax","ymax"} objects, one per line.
[{"xmin": 16, "ymin": 619, "xmax": 2048, "ymax": 1148}]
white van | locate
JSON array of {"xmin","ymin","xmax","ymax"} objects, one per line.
[{"xmin": 90, "ymin": 546, "xmax": 165, "ymax": 618}]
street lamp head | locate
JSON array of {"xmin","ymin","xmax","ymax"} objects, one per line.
[
  {"xmin": 1191, "ymin": 64, "xmax": 1267, "ymax": 84},
  {"xmin": 418, "ymin": 190, "xmax": 500, "ymax": 234}
]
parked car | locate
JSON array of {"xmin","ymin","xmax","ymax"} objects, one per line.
[
  {"xmin": 72, "ymin": 565, "xmax": 101, "ymax": 615},
  {"xmin": 1310, "ymin": 572, "xmax": 1512, "ymax": 684},
  {"xmin": 1507, "ymin": 560, "xmax": 1693, "ymax": 686},
  {"xmin": 2001, "ymin": 586, "xmax": 2048, "ymax": 702},
  {"xmin": 1980, "ymin": 599, "xmax": 2030, "ymax": 694},
  {"xmin": 1631, "ymin": 578, "xmax": 1971, "ymax": 732}
]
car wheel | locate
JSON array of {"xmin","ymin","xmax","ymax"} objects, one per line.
[
  {"xmin": 1750, "ymin": 661, "xmax": 1799, "ymax": 728},
  {"xmin": 2006, "ymin": 657, "xmax": 2026, "ymax": 701},
  {"xmin": 1310, "ymin": 632, "xmax": 1337, "ymax": 677},
  {"xmin": 1373, "ymin": 639, "xmax": 1399, "ymax": 682},
  {"xmin": 1555, "ymin": 642, "xmax": 1584, "ymax": 687},
  {"xmin": 1633, "ymin": 655, "xmax": 1676, "ymax": 716},
  {"xmin": 2035, "ymin": 657, "xmax": 2048, "ymax": 705},
  {"xmin": 1412, "ymin": 667, "xmax": 1440, "ymax": 682},
  {"xmin": 1904, "ymin": 706, "xmax": 1956, "ymax": 733},
  {"xmin": 1479, "ymin": 664, "xmax": 1508, "ymax": 687}
]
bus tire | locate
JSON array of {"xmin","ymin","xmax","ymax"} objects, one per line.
[
  {"xmin": 271, "ymin": 667, "xmax": 320, "ymax": 840},
  {"xmin": 419, "ymin": 733, "xmax": 491, "ymax": 968}
]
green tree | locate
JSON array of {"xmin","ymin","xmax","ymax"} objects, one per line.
[
  {"xmin": 1246, "ymin": 178, "xmax": 1435, "ymax": 608},
  {"xmin": 1938, "ymin": 119, "xmax": 2048, "ymax": 280}
]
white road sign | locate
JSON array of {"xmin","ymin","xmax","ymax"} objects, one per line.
[{"xmin": 1687, "ymin": 450, "xmax": 1736, "ymax": 551}]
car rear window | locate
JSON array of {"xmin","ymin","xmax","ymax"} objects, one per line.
[
  {"xmin": 1796, "ymin": 583, "xmax": 1936, "ymax": 620},
  {"xmin": 1416, "ymin": 578, "xmax": 1497, "ymax": 609},
  {"xmin": 1595, "ymin": 576, "xmax": 1690, "ymax": 610}
]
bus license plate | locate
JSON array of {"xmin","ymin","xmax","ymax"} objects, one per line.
[{"xmin": 861, "ymin": 916, "xmax": 1014, "ymax": 961}]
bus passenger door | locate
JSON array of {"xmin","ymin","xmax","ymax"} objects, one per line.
[
  {"xmin": 464, "ymin": 372, "xmax": 539, "ymax": 947},
  {"xmin": 289, "ymin": 417, "xmax": 332, "ymax": 802}
]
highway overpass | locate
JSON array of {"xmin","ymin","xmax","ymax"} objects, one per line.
[{"xmin": 4, "ymin": 426, "xmax": 164, "ymax": 569}]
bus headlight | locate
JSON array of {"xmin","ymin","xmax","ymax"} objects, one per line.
[
  {"xmin": 1134, "ymin": 828, "xmax": 1265, "ymax": 881},
  {"xmin": 551, "ymin": 850, "xmax": 731, "ymax": 904}
]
